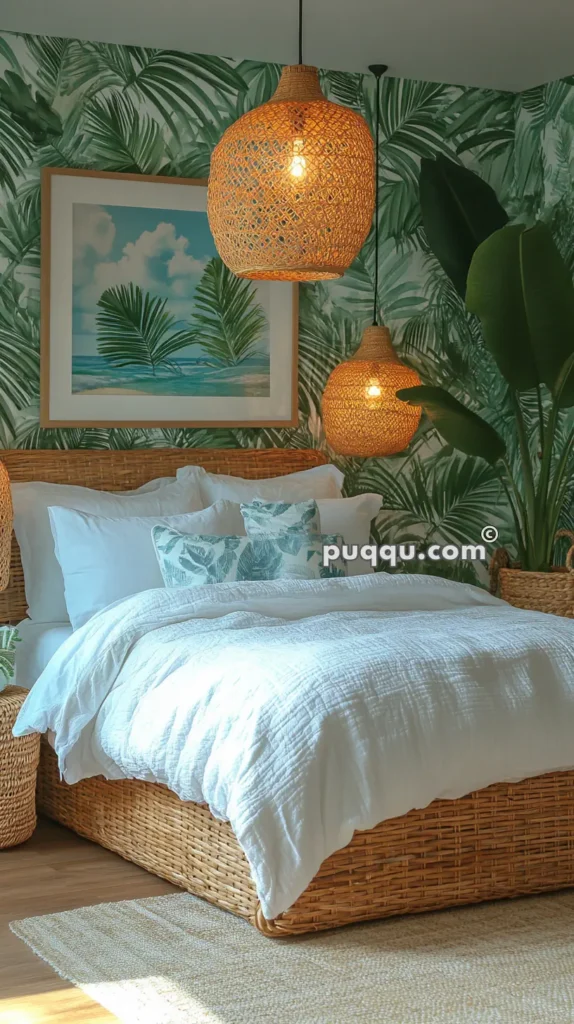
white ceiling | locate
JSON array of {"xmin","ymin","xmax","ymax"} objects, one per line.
[{"xmin": 0, "ymin": 0, "xmax": 572, "ymax": 92}]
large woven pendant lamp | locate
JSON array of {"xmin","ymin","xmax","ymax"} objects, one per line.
[
  {"xmin": 322, "ymin": 65, "xmax": 422, "ymax": 457},
  {"xmin": 207, "ymin": 0, "xmax": 375, "ymax": 281}
]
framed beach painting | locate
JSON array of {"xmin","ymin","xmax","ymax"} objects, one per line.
[{"xmin": 40, "ymin": 168, "xmax": 298, "ymax": 427}]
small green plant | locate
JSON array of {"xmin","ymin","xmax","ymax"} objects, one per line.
[
  {"xmin": 0, "ymin": 626, "xmax": 20, "ymax": 690},
  {"xmin": 398, "ymin": 156, "xmax": 574, "ymax": 572}
]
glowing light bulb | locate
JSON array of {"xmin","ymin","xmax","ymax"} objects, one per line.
[
  {"xmin": 290, "ymin": 156, "xmax": 306, "ymax": 178},
  {"xmin": 366, "ymin": 383, "xmax": 382, "ymax": 398},
  {"xmin": 289, "ymin": 138, "xmax": 307, "ymax": 179}
]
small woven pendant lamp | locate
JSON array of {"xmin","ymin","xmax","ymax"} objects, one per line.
[
  {"xmin": 322, "ymin": 65, "xmax": 422, "ymax": 457},
  {"xmin": 207, "ymin": 0, "xmax": 375, "ymax": 281}
]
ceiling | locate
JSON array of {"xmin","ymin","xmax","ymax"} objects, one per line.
[{"xmin": 1, "ymin": 0, "xmax": 572, "ymax": 92}]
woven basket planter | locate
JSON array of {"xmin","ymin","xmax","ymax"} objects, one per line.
[
  {"xmin": 490, "ymin": 531, "xmax": 574, "ymax": 618},
  {"xmin": 0, "ymin": 685, "xmax": 40, "ymax": 848}
]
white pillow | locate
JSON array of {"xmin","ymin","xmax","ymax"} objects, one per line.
[
  {"xmin": 48, "ymin": 500, "xmax": 244, "ymax": 630},
  {"xmin": 119, "ymin": 474, "xmax": 177, "ymax": 494},
  {"xmin": 12, "ymin": 467, "xmax": 205, "ymax": 625},
  {"xmin": 316, "ymin": 494, "xmax": 382, "ymax": 576},
  {"xmin": 13, "ymin": 618, "xmax": 73, "ymax": 689},
  {"xmin": 117, "ymin": 466, "xmax": 209, "ymax": 494},
  {"xmin": 196, "ymin": 463, "xmax": 344, "ymax": 504}
]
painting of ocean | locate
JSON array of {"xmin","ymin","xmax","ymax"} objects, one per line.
[
  {"xmin": 72, "ymin": 354, "xmax": 271, "ymax": 397},
  {"xmin": 72, "ymin": 201, "xmax": 271, "ymax": 399}
]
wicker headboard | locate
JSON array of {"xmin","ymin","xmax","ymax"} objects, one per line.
[{"xmin": 0, "ymin": 447, "xmax": 327, "ymax": 624}]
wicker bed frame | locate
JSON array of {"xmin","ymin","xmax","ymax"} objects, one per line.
[{"xmin": 5, "ymin": 447, "xmax": 574, "ymax": 937}]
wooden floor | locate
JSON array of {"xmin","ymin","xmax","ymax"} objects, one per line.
[{"xmin": 0, "ymin": 816, "xmax": 177, "ymax": 1023}]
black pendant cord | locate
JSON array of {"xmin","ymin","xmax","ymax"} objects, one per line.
[
  {"xmin": 298, "ymin": 0, "xmax": 303, "ymax": 65},
  {"xmin": 368, "ymin": 64, "xmax": 388, "ymax": 327}
]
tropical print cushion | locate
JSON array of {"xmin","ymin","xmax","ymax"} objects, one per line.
[
  {"xmin": 240, "ymin": 498, "xmax": 321, "ymax": 537},
  {"xmin": 152, "ymin": 528, "xmax": 347, "ymax": 587}
]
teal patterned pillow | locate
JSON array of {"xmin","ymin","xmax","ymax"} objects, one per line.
[
  {"xmin": 240, "ymin": 498, "xmax": 321, "ymax": 537},
  {"xmin": 151, "ymin": 528, "xmax": 347, "ymax": 588}
]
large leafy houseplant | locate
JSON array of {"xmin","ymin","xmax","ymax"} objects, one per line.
[{"xmin": 398, "ymin": 155, "xmax": 574, "ymax": 573}]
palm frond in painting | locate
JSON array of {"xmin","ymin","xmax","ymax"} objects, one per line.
[
  {"xmin": 96, "ymin": 283, "xmax": 193, "ymax": 372},
  {"xmin": 187, "ymin": 257, "xmax": 267, "ymax": 367}
]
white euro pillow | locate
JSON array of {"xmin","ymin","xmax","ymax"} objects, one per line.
[
  {"xmin": 316, "ymin": 494, "xmax": 382, "ymax": 576},
  {"xmin": 195, "ymin": 463, "xmax": 344, "ymax": 504},
  {"xmin": 48, "ymin": 500, "xmax": 245, "ymax": 630},
  {"xmin": 12, "ymin": 467, "xmax": 205, "ymax": 625}
]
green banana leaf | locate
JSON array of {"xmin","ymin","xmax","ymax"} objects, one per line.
[
  {"xmin": 397, "ymin": 385, "xmax": 506, "ymax": 465},
  {"xmin": 419, "ymin": 155, "xmax": 508, "ymax": 298},
  {"xmin": 466, "ymin": 222, "xmax": 574, "ymax": 405}
]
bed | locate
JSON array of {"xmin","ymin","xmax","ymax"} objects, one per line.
[{"xmin": 6, "ymin": 447, "xmax": 574, "ymax": 937}]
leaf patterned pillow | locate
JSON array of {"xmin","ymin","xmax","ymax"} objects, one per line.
[
  {"xmin": 240, "ymin": 498, "xmax": 321, "ymax": 537},
  {"xmin": 152, "ymin": 527, "xmax": 347, "ymax": 588}
]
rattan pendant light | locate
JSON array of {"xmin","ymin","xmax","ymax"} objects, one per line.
[
  {"xmin": 322, "ymin": 65, "xmax": 422, "ymax": 457},
  {"xmin": 207, "ymin": 0, "xmax": 375, "ymax": 281}
]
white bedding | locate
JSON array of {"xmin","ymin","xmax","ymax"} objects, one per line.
[
  {"xmin": 14, "ymin": 619, "xmax": 73, "ymax": 689},
  {"xmin": 14, "ymin": 573, "xmax": 574, "ymax": 920}
]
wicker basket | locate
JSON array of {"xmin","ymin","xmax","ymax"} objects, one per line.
[
  {"xmin": 0, "ymin": 685, "xmax": 40, "ymax": 848},
  {"xmin": 490, "ymin": 531, "xmax": 574, "ymax": 618}
]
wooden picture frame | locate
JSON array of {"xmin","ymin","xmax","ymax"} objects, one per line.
[{"xmin": 40, "ymin": 168, "xmax": 298, "ymax": 428}]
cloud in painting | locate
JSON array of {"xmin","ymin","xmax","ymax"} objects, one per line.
[
  {"xmin": 75, "ymin": 220, "xmax": 209, "ymax": 312},
  {"xmin": 167, "ymin": 247, "xmax": 206, "ymax": 279},
  {"xmin": 73, "ymin": 205, "xmax": 116, "ymax": 259},
  {"xmin": 73, "ymin": 205, "xmax": 117, "ymax": 289}
]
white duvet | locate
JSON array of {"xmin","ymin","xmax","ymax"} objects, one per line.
[{"xmin": 14, "ymin": 573, "xmax": 574, "ymax": 920}]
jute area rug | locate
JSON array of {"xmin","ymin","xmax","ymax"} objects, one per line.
[{"xmin": 11, "ymin": 889, "xmax": 574, "ymax": 1023}]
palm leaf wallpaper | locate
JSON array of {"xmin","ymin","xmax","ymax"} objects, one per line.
[{"xmin": 0, "ymin": 28, "xmax": 572, "ymax": 585}]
